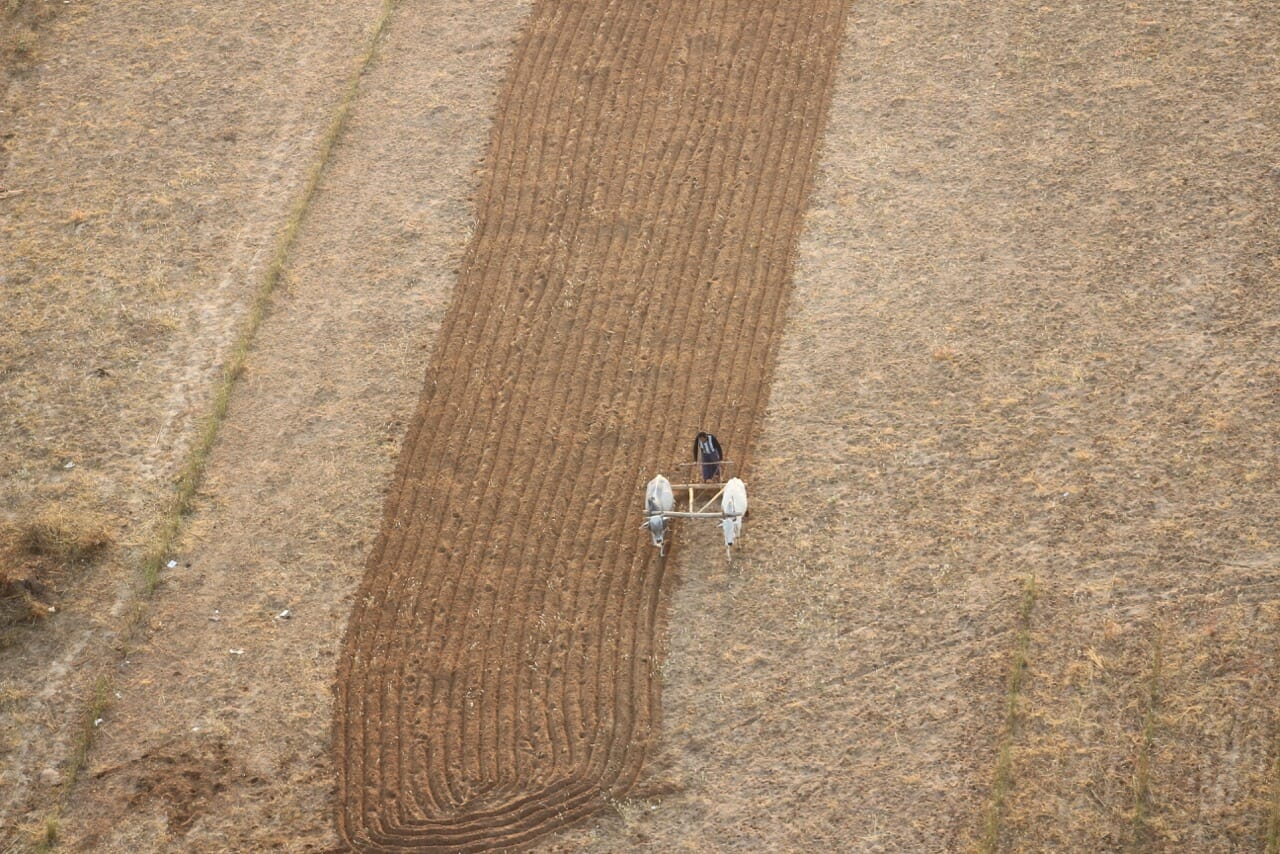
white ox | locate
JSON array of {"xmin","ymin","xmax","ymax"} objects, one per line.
[
  {"xmin": 642, "ymin": 474, "xmax": 675, "ymax": 555},
  {"xmin": 720, "ymin": 477, "xmax": 748, "ymax": 559}
]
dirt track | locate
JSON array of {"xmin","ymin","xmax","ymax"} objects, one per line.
[{"xmin": 335, "ymin": 2, "xmax": 848, "ymax": 848}]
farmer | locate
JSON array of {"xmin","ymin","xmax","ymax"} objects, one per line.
[{"xmin": 693, "ymin": 431, "xmax": 724, "ymax": 482}]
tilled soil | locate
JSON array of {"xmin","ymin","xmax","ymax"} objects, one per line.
[{"xmin": 334, "ymin": 2, "xmax": 849, "ymax": 849}]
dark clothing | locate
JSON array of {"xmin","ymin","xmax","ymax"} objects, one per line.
[{"xmin": 693, "ymin": 432, "xmax": 724, "ymax": 482}]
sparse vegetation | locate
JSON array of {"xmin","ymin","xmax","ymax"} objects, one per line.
[
  {"xmin": 1, "ymin": 0, "xmax": 60, "ymax": 76},
  {"xmin": 64, "ymin": 675, "xmax": 113, "ymax": 792},
  {"xmin": 0, "ymin": 507, "xmax": 111, "ymax": 636},
  {"xmin": 980, "ymin": 576, "xmax": 1038, "ymax": 854},
  {"xmin": 25, "ymin": 676, "xmax": 108, "ymax": 848},
  {"xmin": 1129, "ymin": 629, "xmax": 1163, "ymax": 849},
  {"xmin": 33, "ymin": 815, "xmax": 58, "ymax": 853},
  {"xmin": 141, "ymin": 0, "xmax": 399, "ymax": 596},
  {"xmin": 3, "ymin": 0, "xmax": 404, "ymax": 844}
]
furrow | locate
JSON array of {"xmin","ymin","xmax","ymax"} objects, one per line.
[{"xmin": 335, "ymin": 1, "xmax": 851, "ymax": 848}]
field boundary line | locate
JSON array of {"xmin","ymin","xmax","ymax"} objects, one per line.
[{"xmin": 21, "ymin": 2, "xmax": 400, "ymax": 849}]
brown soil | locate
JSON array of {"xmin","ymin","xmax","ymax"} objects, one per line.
[
  {"xmin": 334, "ymin": 3, "xmax": 849, "ymax": 849},
  {"xmin": 1, "ymin": 0, "xmax": 1277, "ymax": 852}
]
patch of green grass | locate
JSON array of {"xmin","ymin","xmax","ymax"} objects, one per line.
[
  {"xmin": 1129, "ymin": 629, "xmax": 1162, "ymax": 851},
  {"xmin": 32, "ymin": 815, "xmax": 59, "ymax": 853},
  {"xmin": 64, "ymin": 675, "xmax": 113, "ymax": 790},
  {"xmin": 980, "ymin": 575, "xmax": 1038, "ymax": 854}
]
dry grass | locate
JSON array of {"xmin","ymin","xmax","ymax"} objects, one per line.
[
  {"xmin": 1, "ymin": 0, "xmax": 59, "ymax": 76},
  {"xmin": 1138, "ymin": 600, "xmax": 1280, "ymax": 849},
  {"xmin": 0, "ymin": 506, "xmax": 111, "ymax": 637},
  {"xmin": 1269, "ymin": 729, "xmax": 1280, "ymax": 853},
  {"xmin": 23, "ymin": 815, "xmax": 58, "ymax": 854},
  {"xmin": 13, "ymin": 0, "xmax": 403, "ymax": 845},
  {"xmin": 140, "ymin": 0, "xmax": 399, "ymax": 598},
  {"xmin": 1002, "ymin": 585, "xmax": 1280, "ymax": 850},
  {"xmin": 15, "ymin": 508, "xmax": 110, "ymax": 565}
]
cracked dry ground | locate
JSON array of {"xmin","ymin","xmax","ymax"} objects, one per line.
[{"xmin": 334, "ymin": 2, "xmax": 849, "ymax": 849}]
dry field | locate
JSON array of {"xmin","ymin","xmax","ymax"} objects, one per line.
[{"xmin": 2, "ymin": 1, "xmax": 1278, "ymax": 852}]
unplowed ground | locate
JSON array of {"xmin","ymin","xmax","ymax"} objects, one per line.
[{"xmin": 2, "ymin": 1, "xmax": 1278, "ymax": 852}]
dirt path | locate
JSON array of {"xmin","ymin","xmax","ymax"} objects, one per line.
[{"xmin": 334, "ymin": 2, "xmax": 849, "ymax": 849}]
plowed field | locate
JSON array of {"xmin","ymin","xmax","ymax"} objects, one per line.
[{"xmin": 335, "ymin": 2, "xmax": 848, "ymax": 849}]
